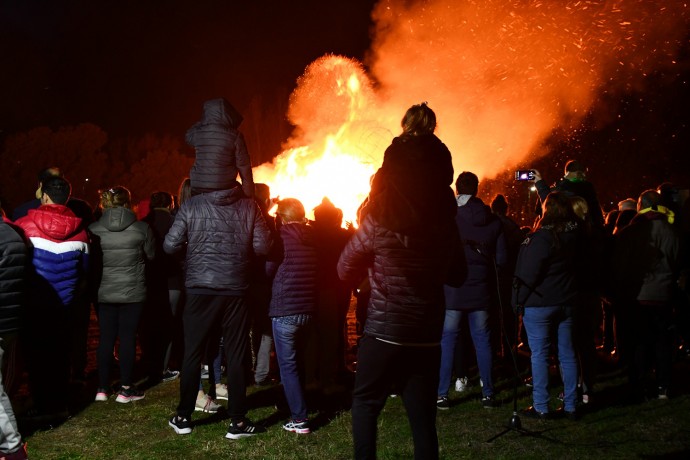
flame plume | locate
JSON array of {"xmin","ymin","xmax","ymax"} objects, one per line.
[{"xmin": 254, "ymin": 0, "xmax": 689, "ymax": 224}]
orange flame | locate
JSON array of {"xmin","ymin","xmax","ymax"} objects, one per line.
[{"xmin": 253, "ymin": 55, "xmax": 394, "ymax": 225}]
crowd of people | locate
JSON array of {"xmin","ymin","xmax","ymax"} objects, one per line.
[{"xmin": 0, "ymin": 100, "xmax": 688, "ymax": 460}]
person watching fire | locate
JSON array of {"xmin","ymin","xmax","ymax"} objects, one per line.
[{"xmin": 338, "ymin": 102, "xmax": 462, "ymax": 460}]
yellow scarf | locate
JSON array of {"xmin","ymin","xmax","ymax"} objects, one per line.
[{"xmin": 638, "ymin": 205, "xmax": 675, "ymax": 224}]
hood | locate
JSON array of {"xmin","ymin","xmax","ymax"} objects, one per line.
[
  {"xmin": 27, "ymin": 205, "xmax": 82, "ymax": 241},
  {"xmin": 100, "ymin": 207, "xmax": 137, "ymax": 232},
  {"xmin": 200, "ymin": 98, "xmax": 243, "ymax": 128},
  {"xmin": 457, "ymin": 196, "xmax": 493, "ymax": 227},
  {"xmin": 390, "ymin": 133, "xmax": 446, "ymax": 160},
  {"xmin": 280, "ymin": 222, "xmax": 314, "ymax": 246},
  {"xmin": 193, "ymin": 186, "xmax": 245, "ymax": 207}
]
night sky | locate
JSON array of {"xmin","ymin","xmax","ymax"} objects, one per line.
[
  {"xmin": 0, "ymin": 0, "xmax": 377, "ymax": 138},
  {"xmin": 2, "ymin": 0, "xmax": 689, "ymax": 208}
]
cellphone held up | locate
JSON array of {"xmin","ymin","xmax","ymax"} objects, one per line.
[{"xmin": 515, "ymin": 170, "xmax": 535, "ymax": 181}]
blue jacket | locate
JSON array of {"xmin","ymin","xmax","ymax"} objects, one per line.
[
  {"xmin": 15, "ymin": 205, "xmax": 89, "ymax": 307},
  {"xmin": 444, "ymin": 196, "xmax": 507, "ymax": 309},
  {"xmin": 267, "ymin": 222, "xmax": 318, "ymax": 317}
]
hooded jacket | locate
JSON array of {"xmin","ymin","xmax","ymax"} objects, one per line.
[
  {"xmin": 0, "ymin": 221, "xmax": 27, "ymax": 334},
  {"xmin": 267, "ymin": 222, "xmax": 318, "ymax": 318},
  {"xmin": 367, "ymin": 133, "xmax": 456, "ymax": 235},
  {"xmin": 15, "ymin": 204, "xmax": 89, "ymax": 307},
  {"xmin": 444, "ymin": 196, "xmax": 507, "ymax": 309},
  {"xmin": 89, "ymin": 207, "xmax": 154, "ymax": 304},
  {"xmin": 612, "ymin": 210, "xmax": 681, "ymax": 303},
  {"xmin": 186, "ymin": 98, "xmax": 254, "ymax": 197},
  {"xmin": 164, "ymin": 187, "xmax": 272, "ymax": 293}
]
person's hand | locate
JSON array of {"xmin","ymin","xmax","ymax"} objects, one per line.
[{"xmin": 530, "ymin": 169, "xmax": 542, "ymax": 183}]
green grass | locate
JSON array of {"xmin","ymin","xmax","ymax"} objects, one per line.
[{"xmin": 20, "ymin": 360, "xmax": 690, "ymax": 459}]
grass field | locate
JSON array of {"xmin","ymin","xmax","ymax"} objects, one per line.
[{"xmin": 12, "ymin": 306, "xmax": 690, "ymax": 459}]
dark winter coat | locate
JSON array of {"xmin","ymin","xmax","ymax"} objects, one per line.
[
  {"xmin": 367, "ymin": 133, "xmax": 456, "ymax": 235},
  {"xmin": 164, "ymin": 187, "xmax": 272, "ymax": 293},
  {"xmin": 186, "ymin": 98, "xmax": 254, "ymax": 197},
  {"xmin": 267, "ymin": 223, "xmax": 318, "ymax": 317},
  {"xmin": 337, "ymin": 213, "xmax": 462, "ymax": 344},
  {"xmin": 444, "ymin": 197, "xmax": 507, "ymax": 309},
  {"xmin": 512, "ymin": 223, "xmax": 580, "ymax": 308},
  {"xmin": 0, "ymin": 221, "xmax": 27, "ymax": 334},
  {"xmin": 611, "ymin": 211, "xmax": 681, "ymax": 303},
  {"xmin": 89, "ymin": 207, "xmax": 155, "ymax": 304},
  {"xmin": 143, "ymin": 208, "xmax": 183, "ymax": 291},
  {"xmin": 15, "ymin": 204, "xmax": 89, "ymax": 307}
]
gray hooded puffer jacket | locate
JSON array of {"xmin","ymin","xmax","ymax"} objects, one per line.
[
  {"xmin": 186, "ymin": 98, "xmax": 254, "ymax": 198},
  {"xmin": 89, "ymin": 207, "xmax": 155, "ymax": 304},
  {"xmin": 163, "ymin": 187, "xmax": 272, "ymax": 293}
]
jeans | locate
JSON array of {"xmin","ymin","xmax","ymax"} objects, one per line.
[
  {"xmin": 352, "ymin": 335, "xmax": 440, "ymax": 460},
  {"xmin": 272, "ymin": 317, "xmax": 311, "ymax": 421},
  {"xmin": 523, "ymin": 306, "xmax": 578, "ymax": 413},
  {"xmin": 438, "ymin": 309, "xmax": 493, "ymax": 398}
]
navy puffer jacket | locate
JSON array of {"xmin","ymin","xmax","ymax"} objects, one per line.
[
  {"xmin": 0, "ymin": 221, "xmax": 27, "ymax": 335},
  {"xmin": 337, "ymin": 214, "xmax": 461, "ymax": 344},
  {"xmin": 186, "ymin": 98, "xmax": 254, "ymax": 198},
  {"xmin": 445, "ymin": 196, "xmax": 507, "ymax": 309},
  {"xmin": 164, "ymin": 187, "xmax": 272, "ymax": 293},
  {"xmin": 267, "ymin": 222, "xmax": 318, "ymax": 317}
]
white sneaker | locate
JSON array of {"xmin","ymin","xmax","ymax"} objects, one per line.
[
  {"xmin": 215, "ymin": 384, "xmax": 228, "ymax": 400},
  {"xmin": 195, "ymin": 395, "xmax": 222, "ymax": 413},
  {"xmin": 455, "ymin": 377, "xmax": 469, "ymax": 393}
]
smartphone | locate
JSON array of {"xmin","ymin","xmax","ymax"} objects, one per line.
[{"xmin": 515, "ymin": 170, "xmax": 535, "ymax": 181}]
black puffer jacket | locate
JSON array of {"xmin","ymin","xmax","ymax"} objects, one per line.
[
  {"xmin": 164, "ymin": 187, "xmax": 272, "ymax": 293},
  {"xmin": 337, "ymin": 214, "xmax": 461, "ymax": 344},
  {"xmin": 89, "ymin": 207, "xmax": 155, "ymax": 304},
  {"xmin": 0, "ymin": 221, "xmax": 27, "ymax": 335},
  {"xmin": 186, "ymin": 98, "xmax": 254, "ymax": 198}
]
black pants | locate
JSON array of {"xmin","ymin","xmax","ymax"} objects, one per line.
[
  {"xmin": 352, "ymin": 335, "xmax": 440, "ymax": 460},
  {"xmin": 97, "ymin": 302, "xmax": 143, "ymax": 389},
  {"xmin": 177, "ymin": 294, "xmax": 250, "ymax": 421}
]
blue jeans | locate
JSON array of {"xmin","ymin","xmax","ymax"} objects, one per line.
[
  {"xmin": 272, "ymin": 317, "xmax": 311, "ymax": 421},
  {"xmin": 438, "ymin": 309, "xmax": 493, "ymax": 398},
  {"xmin": 523, "ymin": 306, "xmax": 578, "ymax": 413}
]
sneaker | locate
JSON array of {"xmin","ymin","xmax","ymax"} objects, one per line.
[
  {"xmin": 215, "ymin": 383, "xmax": 228, "ymax": 401},
  {"xmin": 455, "ymin": 377, "xmax": 469, "ymax": 393},
  {"xmin": 658, "ymin": 387, "xmax": 669, "ymax": 400},
  {"xmin": 200, "ymin": 365, "xmax": 209, "ymax": 380},
  {"xmin": 162, "ymin": 370, "xmax": 180, "ymax": 382},
  {"xmin": 115, "ymin": 386, "xmax": 145, "ymax": 403},
  {"xmin": 195, "ymin": 395, "xmax": 222, "ymax": 413},
  {"xmin": 94, "ymin": 388, "xmax": 109, "ymax": 402},
  {"xmin": 225, "ymin": 419, "xmax": 266, "ymax": 439},
  {"xmin": 283, "ymin": 419, "xmax": 310, "ymax": 434},
  {"xmin": 436, "ymin": 396, "xmax": 450, "ymax": 410},
  {"xmin": 169, "ymin": 415, "xmax": 193, "ymax": 435},
  {"xmin": 481, "ymin": 395, "xmax": 498, "ymax": 408}
]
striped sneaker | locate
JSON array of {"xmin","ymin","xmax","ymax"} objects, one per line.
[
  {"xmin": 115, "ymin": 386, "xmax": 145, "ymax": 403},
  {"xmin": 225, "ymin": 419, "xmax": 266, "ymax": 439},
  {"xmin": 95, "ymin": 388, "xmax": 110, "ymax": 402}
]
